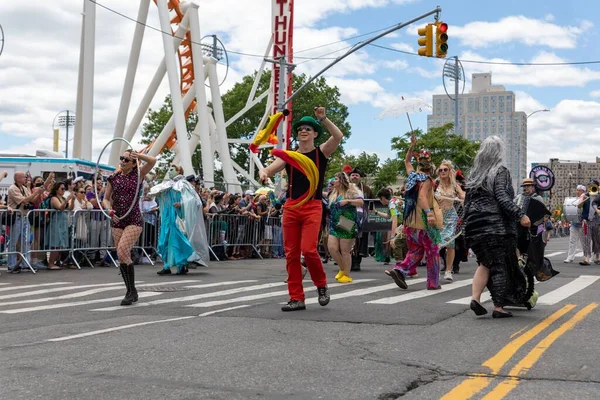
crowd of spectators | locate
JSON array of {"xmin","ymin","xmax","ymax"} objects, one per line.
[{"xmin": 0, "ymin": 171, "xmax": 290, "ymax": 272}]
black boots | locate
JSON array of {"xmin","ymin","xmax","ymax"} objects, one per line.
[{"xmin": 119, "ymin": 263, "xmax": 138, "ymax": 306}]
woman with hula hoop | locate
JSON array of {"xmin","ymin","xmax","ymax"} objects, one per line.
[{"xmin": 102, "ymin": 147, "xmax": 156, "ymax": 306}]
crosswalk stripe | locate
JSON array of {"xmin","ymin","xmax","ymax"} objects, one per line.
[
  {"xmin": 0, "ymin": 282, "xmax": 73, "ymax": 293},
  {"xmin": 0, "ymin": 283, "xmax": 10, "ymax": 286},
  {"xmin": 447, "ymin": 292, "xmax": 491, "ymax": 305},
  {"xmin": 0, "ymin": 280, "xmax": 219, "ymax": 307},
  {"xmin": 198, "ymin": 305, "xmax": 251, "ymax": 317},
  {"xmin": 366, "ymin": 279, "xmax": 473, "ymax": 305},
  {"xmin": 304, "ymin": 278, "xmax": 428, "ymax": 305},
  {"xmin": 184, "ymin": 280, "xmax": 258, "ymax": 288},
  {"xmin": 186, "ymin": 279, "xmax": 376, "ymax": 308},
  {"xmin": 90, "ymin": 280, "xmax": 265, "ymax": 311},
  {"xmin": 0, "ymin": 279, "xmax": 198, "ymax": 301},
  {"xmin": 544, "ymin": 251, "xmax": 565, "ymax": 258},
  {"xmin": 537, "ymin": 275, "xmax": 600, "ymax": 305},
  {"xmin": 0, "ymin": 292, "xmax": 162, "ymax": 314}
]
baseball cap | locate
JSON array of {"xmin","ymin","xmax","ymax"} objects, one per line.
[
  {"xmin": 73, "ymin": 176, "xmax": 84, "ymax": 184},
  {"xmin": 244, "ymin": 190, "xmax": 255, "ymax": 196}
]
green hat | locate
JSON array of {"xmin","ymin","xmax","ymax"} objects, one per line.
[{"xmin": 292, "ymin": 116, "xmax": 324, "ymax": 137}]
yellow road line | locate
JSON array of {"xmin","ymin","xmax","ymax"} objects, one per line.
[
  {"xmin": 509, "ymin": 324, "xmax": 530, "ymax": 339},
  {"xmin": 482, "ymin": 305, "xmax": 575, "ymax": 374},
  {"xmin": 441, "ymin": 304, "xmax": 575, "ymax": 400},
  {"xmin": 482, "ymin": 303, "xmax": 598, "ymax": 400}
]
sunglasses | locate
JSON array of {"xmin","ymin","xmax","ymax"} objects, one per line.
[
  {"xmin": 78, "ymin": 191, "xmax": 85, "ymax": 194},
  {"xmin": 438, "ymin": 168, "xmax": 449, "ymax": 172},
  {"xmin": 120, "ymin": 156, "xmax": 132, "ymax": 163},
  {"xmin": 297, "ymin": 126, "xmax": 313, "ymax": 133}
]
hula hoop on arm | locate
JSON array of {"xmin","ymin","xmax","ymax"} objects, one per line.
[{"xmin": 95, "ymin": 137, "xmax": 142, "ymax": 221}]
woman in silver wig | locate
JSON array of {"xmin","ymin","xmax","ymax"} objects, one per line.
[{"xmin": 463, "ymin": 136, "xmax": 533, "ymax": 318}]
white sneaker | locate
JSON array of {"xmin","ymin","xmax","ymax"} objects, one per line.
[
  {"xmin": 444, "ymin": 271, "xmax": 453, "ymax": 281},
  {"xmin": 563, "ymin": 259, "xmax": 572, "ymax": 263}
]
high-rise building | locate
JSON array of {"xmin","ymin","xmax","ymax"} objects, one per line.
[
  {"xmin": 533, "ymin": 158, "xmax": 600, "ymax": 211},
  {"xmin": 427, "ymin": 73, "xmax": 527, "ymax": 191}
]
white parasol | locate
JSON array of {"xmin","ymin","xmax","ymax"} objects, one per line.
[{"xmin": 378, "ymin": 96, "xmax": 432, "ymax": 132}]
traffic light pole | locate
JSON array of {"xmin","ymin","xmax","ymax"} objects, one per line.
[{"xmin": 281, "ymin": 6, "xmax": 442, "ymax": 108}]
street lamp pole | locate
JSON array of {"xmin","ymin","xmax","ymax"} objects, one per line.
[
  {"xmin": 52, "ymin": 110, "xmax": 76, "ymax": 158},
  {"xmin": 521, "ymin": 108, "xmax": 550, "ymax": 175},
  {"xmin": 527, "ymin": 109, "xmax": 550, "ymax": 119}
]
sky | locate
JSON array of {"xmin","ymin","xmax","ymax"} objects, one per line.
[{"xmin": 1, "ymin": 0, "xmax": 600, "ymax": 173}]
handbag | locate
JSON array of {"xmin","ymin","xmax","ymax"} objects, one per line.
[
  {"xmin": 432, "ymin": 199, "xmax": 443, "ymax": 229},
  {"xmin": 337, "ymin": 215, "xmax": 356, "ymax": 232}
]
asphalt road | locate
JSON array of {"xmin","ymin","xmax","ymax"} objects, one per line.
[{"xmin": 1, "ymin": 235, "xmax": 599, "ymax": 399}]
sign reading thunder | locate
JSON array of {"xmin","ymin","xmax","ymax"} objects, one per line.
[{"xmin": 272, "ymin": 0, "xmax": 294, "ymax": 150}]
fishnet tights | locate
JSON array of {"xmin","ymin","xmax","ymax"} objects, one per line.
[{"xmin": 112, "ymin": 226, "xmax": 142, "ymax": 265}]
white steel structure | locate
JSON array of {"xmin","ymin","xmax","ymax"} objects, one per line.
[{"xmin": 73, "ymin": 0, "xmax": 296, "ymax": 191}]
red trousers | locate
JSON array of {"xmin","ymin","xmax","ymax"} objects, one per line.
[{"xmin": 282, "ymin": 200, "xmax": 327, "ymax": 301}]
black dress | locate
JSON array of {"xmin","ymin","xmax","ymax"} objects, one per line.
[{"xmin": 464, "ymin": 167, "xmax": 534, "ymax": 307}]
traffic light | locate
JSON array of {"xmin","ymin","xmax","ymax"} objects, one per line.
[
  {"xmin": 417, "ymin": 23, "xmax": 433, "ymax": 57},
  {"xmin": 435, "ymin": 22, "xmax": 448, "ymax": 58}
]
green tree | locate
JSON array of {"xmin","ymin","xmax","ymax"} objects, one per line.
[
  {"xmin": 222, "ymin": 71, "xmax": 352, "ymax": 176},
  {"xmin": 390, "ymin": 123, "xmax": 480, "ymax": 175},
  {"xmin": 372, "ymin": 158, "xmax": 403, "ymax": 193},
  {"xmin": 326, "ymin": 151, "xmax": 380, "ymax": 180}
]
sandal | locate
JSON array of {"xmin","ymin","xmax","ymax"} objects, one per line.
[{"xmin": 48, "ymin": 266, "xmax": 62, "ymax": 270}]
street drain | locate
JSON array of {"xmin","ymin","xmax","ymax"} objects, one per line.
[{"xmin": 137, "ymin": 286, "xmax": 192, "ymax": 292}]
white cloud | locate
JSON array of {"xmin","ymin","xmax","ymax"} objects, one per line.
[
  {"xmin": 411, "ymin": 67, "xmax": 439, "ymax": 79},
  {"xmin": 326, "ymin": 77, "xmax": 398, "ymax": 108},
  {"xmin": 459, "ymin": 51, "xmax": 600, "ymax": 87},
  {"xmin": 381, "ymin": 59, "xmax": 409, "ymax": 70},
  {"xmin": 514, "ymin": 91, "xmax": 547, "ymax": 115},
  {"xmin": 452, "ymin": 16, "xmax": 593, "ymax": 49},
  {"xmin": 0, "ymin": 0, "xmax": 418, "ymax": 161},
  {"xmin": 544, "ymin": 14, "xmax": 555, "ymax": 22},
  {"xmin": 527, "ymin": 99, "xmax": 600, "ymax": 165},
  {"xmin": 590, "ymin": 90, "xmax": 600, "ymax": 98},
  {"xmin": 390, "ymin": 42, "xmax": 414, "ymax": 53}
]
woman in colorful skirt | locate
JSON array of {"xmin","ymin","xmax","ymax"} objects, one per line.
[
  {"xmin": 435, "ymin": 160, "xmax": 465, "ymax": 282},
  {"xmin": 327, "ymin": 172, "xmax": 363, "ymax": 283}
]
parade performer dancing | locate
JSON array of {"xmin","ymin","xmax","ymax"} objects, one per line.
[
  {"xmin": 102, "ymin": 150, "xmax": 156, "ymax": 306},
  {"xmin": 260, "ymin": 106, "xmax": 343, "ymax": 312},
  {"xmin": 387, "ymin": 134, "xmax": 442, "ymax": 290},
  {"xmin": 150, "ymin": 164, "xmax": 210, "ymax": 275}
]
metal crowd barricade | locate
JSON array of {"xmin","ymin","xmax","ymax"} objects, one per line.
[
  {"xmin": 71, "ymin": 209, "xmax": 118, "ymax": 269},
  {"xmin": 205, "ymin": 213, "xmax": 265, "ymax": 261},
  {"xmin": 256, "ymin": 216, "xmax": 284, "ymax": 258},
  {"xmin": 132, "ymin": 211, "xmax": 161, "ymax": 265},
  {"xmin": 1, "ymin": 209, "xmax": 35, "ymax": 273}
]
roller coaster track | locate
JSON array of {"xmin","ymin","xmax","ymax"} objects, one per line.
[{"xmin": 146, "ymin": 0, "xmax": 196, "ymax": 153}]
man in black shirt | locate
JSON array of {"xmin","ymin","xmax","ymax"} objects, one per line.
[{"xmin": 260, "ymin": 106, "xmax": 343, "ymax": 311}]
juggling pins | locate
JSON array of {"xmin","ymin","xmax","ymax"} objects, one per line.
[{"xmin": 248, "ymin": 109, "xmax": 290, "ymax": 153}]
